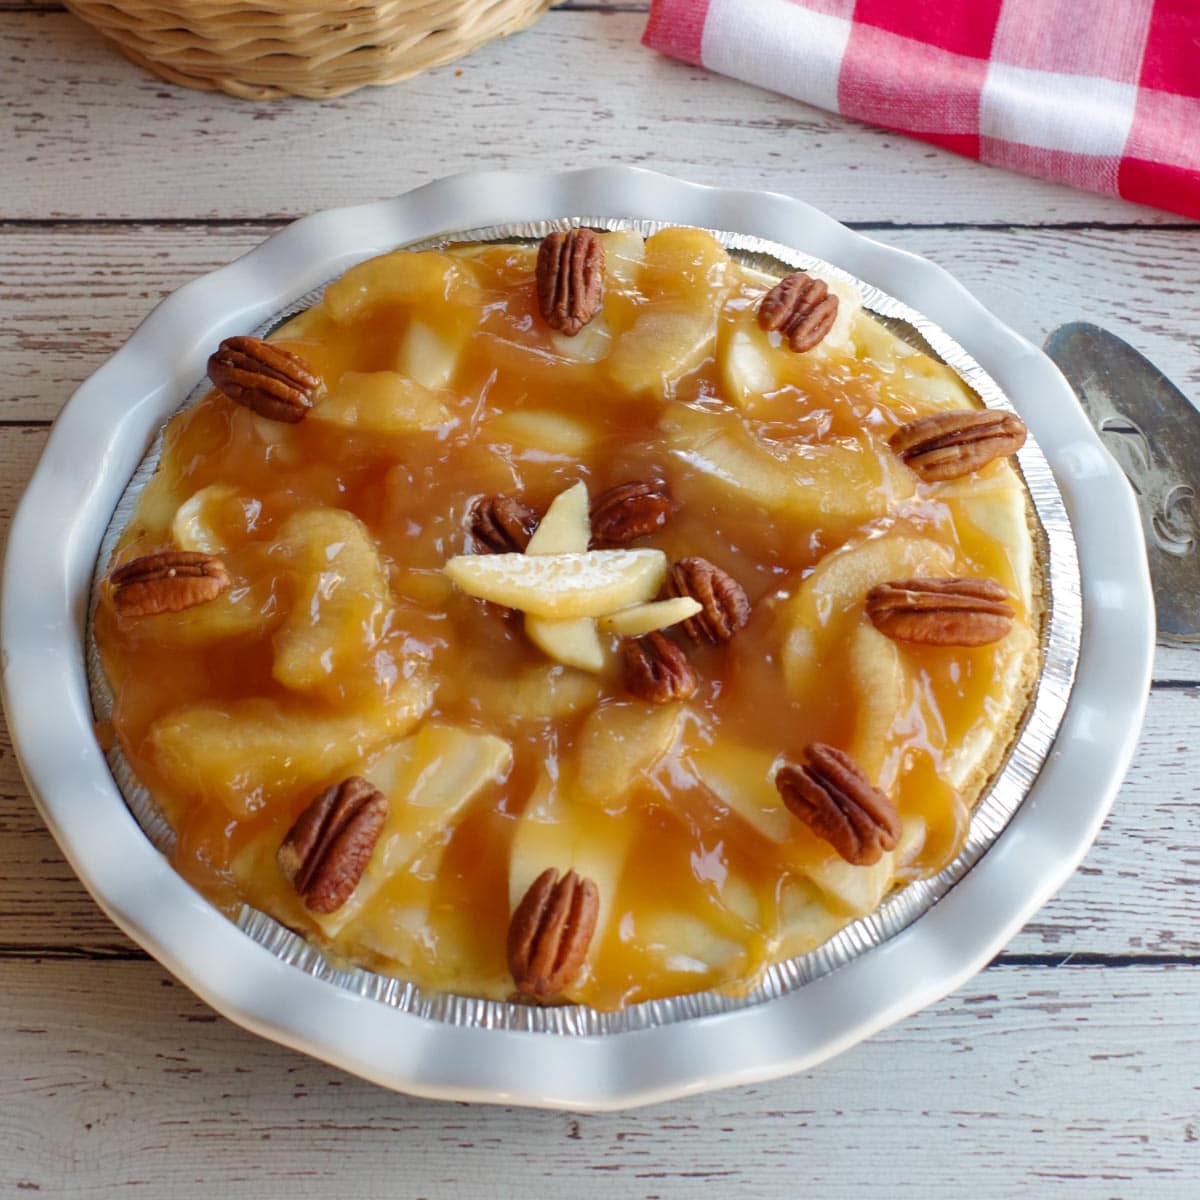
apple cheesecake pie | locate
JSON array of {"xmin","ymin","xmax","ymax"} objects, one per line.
[{"xmin": 94, "ymin": 225, "xmax": 1041, "ymax": 1011}]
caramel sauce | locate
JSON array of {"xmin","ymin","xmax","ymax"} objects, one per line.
[{"xmin": 93, "ymin": 230, "xmax": 1038, "ymax": 1010}]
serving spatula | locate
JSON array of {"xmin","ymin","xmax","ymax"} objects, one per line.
[{"xmin": 1044, "ymin": 322, "xmax": 1198, "ymax": 645}]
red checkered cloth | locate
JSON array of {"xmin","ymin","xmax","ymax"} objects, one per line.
[{"xmin": 643, "ymin": 0, "xmax": 1200, "ymax": 219}]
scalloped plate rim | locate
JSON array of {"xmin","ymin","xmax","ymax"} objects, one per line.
[{"xmin": 0, "ymin": 166, "xmax": 1153, "ymax": 1110}]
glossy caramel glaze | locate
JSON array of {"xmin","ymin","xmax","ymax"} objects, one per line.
[{"xmin": 94, "ymin": 229, "xmax": 1041, "ymax": 1010}]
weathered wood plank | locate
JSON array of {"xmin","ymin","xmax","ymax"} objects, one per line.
[
  {"xmin": 1, "ymin": 959, "xmax": 1197, "ymax": 1195},
  {"xmin": 876, "ymin": 225, "xmax": 1200, "ymax": 398},
  {"xmin": 2, "ymin": 223, "xmax": 1198, "ymax": 424},
  {"xmin": 0, "ymin": 225, "xmax": 268, "ymax": 421},
  {"xmin": 1155, "ymin": 646, "xmax": 1200, "ymax": 682},
  {"xmin": 4, "ymin": 10, "xmax": 1189, "ymax": 224}
]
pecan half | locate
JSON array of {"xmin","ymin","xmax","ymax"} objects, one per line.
[
  {"xmin": 590, "ymin": 480, "xmax": 672, "ymax": 547},
  {"xmin": 109, "ymin": 550, "xmax": 230, "ymax": 617},
  {"xmin": 890, "ymin": 409, "xmax": 1027, "ymax": 481},
  {"xmin": 622, "ymin": 631, "xmax": 699, "ymax": 703},
  {"xmin": 468, "ymin": 493, "xmax": 539, "ymax": 554},
  {"xmin": 667, "ymin": 557, "xmax": 751, "ymax": 645},
  {"xmin": 277, "ymin": 776, "xmax": 388, "ymax": 915},
  {"xmin": 775, "ymin": 744, "xmax": 901, "ymax": 867},
  {"xmin": 207, "ymin": 335, "xmax": 322, "ymax": 423},
  {"xmin": 536, "ymin": 228, "xmax": 605, "ymax": 336},
  {"xmin": 866, "ymin": 577, "xmax": 1015, "ymax": 646},
  {"xmin": 508, "ymin": 867, "xmax": 599, "ymax": 999},
  {"xmin": 758, "ymin": 272, "xmax": 839, "ymax": 352}
]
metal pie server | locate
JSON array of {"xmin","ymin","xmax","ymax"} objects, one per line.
[{"xmin": 1045, "ymin": 322, "xmax": 1198, "ymax": 644}]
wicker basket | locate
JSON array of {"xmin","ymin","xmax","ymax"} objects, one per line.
[{"xmin": 65, "ymin": 0, "xmax": 556, "ymax": 101}]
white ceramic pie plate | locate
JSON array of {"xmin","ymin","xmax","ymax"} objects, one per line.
[{"xmin": 1, "ymin": 168, "xmax": 1153, "ymax": 1110}]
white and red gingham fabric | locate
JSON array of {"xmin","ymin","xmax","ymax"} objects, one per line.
[{"xmin": 643, "ymin": 0, "xmax": 1200, "ymax": 218}]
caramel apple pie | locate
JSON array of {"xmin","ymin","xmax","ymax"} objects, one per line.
[{"xmin": 94, "ymin": 225, "xmax": 1042, "ymax": 1010}]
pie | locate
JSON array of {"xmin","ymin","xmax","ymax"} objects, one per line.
[{"xmin": 94, "ymin": 225, "xmax": 1042, "ymax": 1011}]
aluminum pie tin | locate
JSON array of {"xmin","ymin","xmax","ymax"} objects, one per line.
[{"xmin": 87, "ymin": 218, "xmax": 1082, "ymax": 1037}]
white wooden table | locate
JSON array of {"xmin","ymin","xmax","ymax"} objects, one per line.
[{"xmin": 2, "ymin": 2, "xmax": 1198, "ymax": 1194}]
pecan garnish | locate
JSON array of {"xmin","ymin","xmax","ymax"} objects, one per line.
[
  {"xmin": 508, "ymin": 867, "xmax": 599, "ymax": 999},
  {"xmin": 590, "ymin": 480, "xmax": 672, "ymax": 547},
  {"xmin": 536, "ymin": 228, "xmax": 605, "ymax": 336},
  {"xmin": 866, "ymin": 577, "xmax": 1015, "ymax": 646},
  {"xmin": 468, "ymin": 493, "xmax": 539, "ymax": 554},
  {"xmin": 667, "ymin": 557, "xmax": 751, "ymax": 645},
  {"xmin": 758, "ymin": 272, "xmax": 839, "ymax": 352},
  {"xmin": 774, "ymin": 744, "xmax": 901, "ymax": 867},
  {"xmin": 109, "ymin": 550, "xmax": 230, "ymax": 617},
  {"xmin": 207, "ymin": 335, "xmax": 322, "ymax": 423},
  {"xmin": 622, "ymin": 631, "xmax": 699, "ymax": 703},
  {"xmin": 277, "ymin": 776, "xmax": 388, "ymax": 915},
  {"xmin": 890, "ymin": 409, "xmax": 1027, "ymax": 481}
]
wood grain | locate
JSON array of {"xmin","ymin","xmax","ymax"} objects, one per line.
[
  {"xmin": 3, "ymin": 9, "xmax": 1189, "ymax": 225},
  {"xmin": 3, "ymin": 0, "xmax": 1198, "ymax": 1182},
  {"xmin": 1, "ymin": 958, "xmax": 1198, "ymax": 1196},
  {"xmin": 0, "ymin": 225, "xmax": 267, "ymax": 421}
]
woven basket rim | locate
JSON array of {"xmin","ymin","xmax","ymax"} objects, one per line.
[{"xmin": 65, "ymin": 0, "xmax": 556, "ymax": 100}]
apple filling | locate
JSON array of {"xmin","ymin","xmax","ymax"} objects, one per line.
[{"xmin": 94, "ymin": 227, "xmax": 1041, "ymax": 1010}]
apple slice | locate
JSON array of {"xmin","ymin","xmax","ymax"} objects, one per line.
[
  {"xmin": 575, "ymin": 701, "xmax": 687, "ymax": 805},
  {"xmin": 524, "ymin": 482, "xmax": 607, "ymax": 671},
  {"xmin": 689, "ymin": 740, "xmax": 794, "ymax": 844},
  {"xmin": 939, "ymin": 466, "xmax": 1034, "ymax": 609},
  {"xmin": 148, "ymin": 675, "xmax": 432, "ymax": 818},
  {"xmin": 396, "ymin": 320, "xmax": 463, "ymax": 391},
  {"xmin": 780, "ymin": 533, "xmax": 954, "ymax": 699},
  {"xmin": 802, "ymin": 815, "xmax": 926, "ymax": 917},
  {"xmin": 597, "ymin": 596, "xmax": 701, "ymax": 637},
  {"xmin": 941, "ymin": 621, "xmax": 1035, "ymax": 791},
  {"xmin": 719, "ymin": 267, "xmax": 862, "ymax": 407},
  {"xmin": 773, "ymin": 875, "xmax": 847, "ymax": 960},
  {"xmin": 550, "ymin": 316, "xmax": 613, "ymax": 364},
  {"xmin": 508, "ymin": 772, "xmax": 633, "ymax": 949},
  {"xmin": 854, "ymin": 313, "xmax": 922, "ymax": 371},
  {"xmin": 316, "ymin": 724, "xmax": 513, "ymax": 936},
  {"xmin": 720, "ymin": 322, "xmax": 782, "ymax": 409},
  {"xmin": 268, "ymin": 307, "xmax": 331, "ymax": 342},
  {"xmin": 442, "ymin": 548, "xmax": 666, "ymax": 618},
  {"xmin": 896, "ymin": 361, "xmax": 980, "ymax": 413},
  {"xmin": 847, "ymin": 622, "xmax": 911, "ymax": 793},
  {"xmin": 525, "ymin": 616, "xmax": 607, "ymax": 673},
  {"xmin": 322, "ymin": 250, "xmax": 474, "ymax": 323},
  {"xmin": 129, "ymin": 453, "xmax": 188, "ymax": 543},
  {"xmin": 663, "ymin": 404, "xmax": 913, "ymax": 527},
  {"xmin": 472, "ymin": 663, "xmax": 602, "ymax": 725},
  {"xmin": 135, "ymin": 582, "xmax": 280, "ymax": 647},
  {"xmin": 172, "ymin": 484, "xmax": 246, "ymax": 554},
  {"xmin": 488, "ymin": 409, "xmax": 597, "ymax": 458},
  {"xmin": 272, "ymin": 508, "xmax": 392, "ymax": 697},
  {"xmin": 607, "ymin": 308, "xmax": 722, "ymax": 399},
  {"xmin": 606, "ymin": 227, "xmax": 731, "ymax": 399},
  {"xmin": 633, "ymin": 910, "xmax": 746, "ymax": 976},
  {"xmin": 336, "ymin": 878, "xmax": 440, "ymax": 975},
  {"xmin": 525, "ymin": 481, "xmax": 590, "ymax": 555},
  {"xmin": 638, "ymin": 227, "xmax": 730, "ymax": 298},
  {"xmin": 604, "ymin": 229, "xmax": 646, "ymax": 289},
  {"xmin": 310, "ymin": 371, "xmax": 451, "ymax": 436},
  {"xmin": 250, "ymin": 412, "xmax": 302, "ymax": 466}
]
